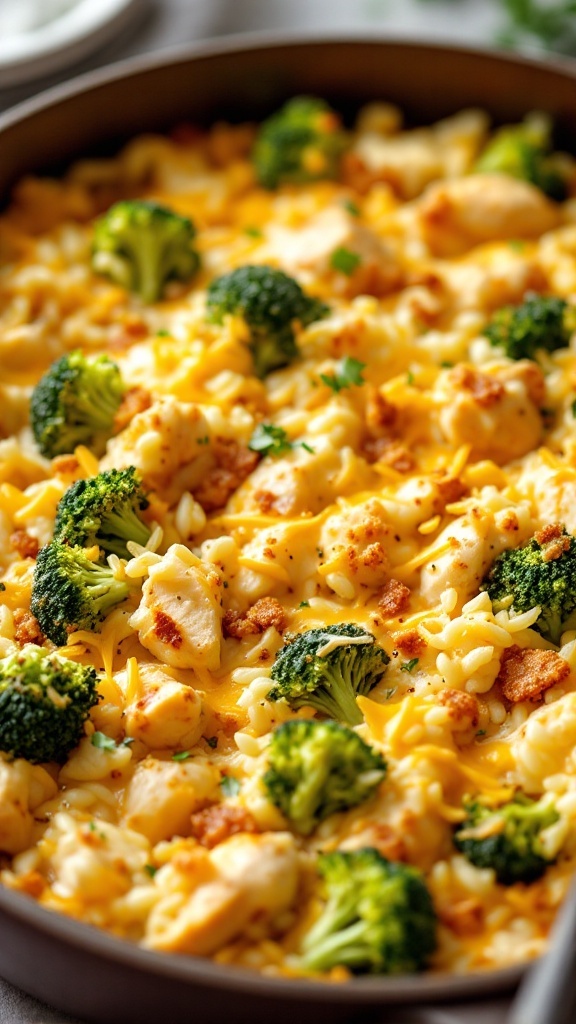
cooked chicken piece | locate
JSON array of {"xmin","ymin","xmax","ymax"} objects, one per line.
[
  {"xmin": 101, "ymin": 396, "xmax": 213, "ymax": 505},
  {"xmin": 0, "ymin": 758, "xmax": 57, "ymax": 855},
  {"xmin": 145, "ymin": 832, "xmax": 299, "ymax": 955},
  {"xmin": 350, "ymin": 109, "xmax": 488, "ymax": 199},
  {"xmin": 130, "ymin": 545, "xmax": 223, "ymax": 672},
  {"xmin": 419, "ymin": 174, "xmax": 560, "ymax": 256},
  {"xmin": 419, "ymin": 503, "xmax": 534, "ymax": 609},
  {"xmin": 268, "ymin": 205, "xmax": 401, "ymax": 296},
  {"xmin": 123, "ymin": 663, "xmax": 206, "ymax": 751},
  {"xmin": 121, "ymin": 756, "xmax": 220, "ymax": 844},
  {"xmin": 517, "ymin": 455, "xmax": 576, "ymax": 536},
  {"xmin": 50, "ymin": 813, "xmax": 151, "ymax": 902},
  {"xmin": 319, "ymin": 497, "xmax": 390, "ymax": 598},
  {"xmin": 435, "ymin": 363, "xmax": 544, "ymax": 465}
]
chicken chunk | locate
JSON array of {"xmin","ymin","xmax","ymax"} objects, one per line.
[
  {"xmin": 319, "ymin": 498, "xmax": 390, "ymax": 598},
  {"xmin": 350, "ymin": 109, "xmax": 488, "ymax": 200},
  {"xmin": 517, "ymin": 456, "xmax": 576, "ymax": 536},
  {"xmin": 435, "ymin": 363, "xmax": 544, "ymax": 465},
  {"xmin": 101, "ymin": 396, "xmax": 213, "ymax": 505},
  {"xmin": 123, "ymin": 663, "xmax": 206, "ymax": 751},
  {"xmin": 49, "ymin": 813, "xmax": 151, "ymax": 903},
  {"xmin": 0, "ymin": 758, "xmax": 57, "ymax": 855},
  {"xmin": 419, "ymin": 174, "xmax": 560, "ymax": 257},
  {"xmin": 420, "ymin": 502, "xmax": 534, "ymax": 609},
  {"xmin": 268, "ymin": 205, "xmax": 401, "ymax": 297},
  {"xmin": 130, "ymin": 544, "xmax": 223, "ymax": 672},
  {"xmin": 145, "ymin": 832, "xmax": 299, "ymax": 955},
  {"xmin": 121, "ymin": 756, "xmax": 220, "ymax": 843}
]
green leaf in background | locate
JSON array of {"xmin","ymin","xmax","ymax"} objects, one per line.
[{"xmin": 497, "ymin": 0, "xmax": 576, "ymax": 50}]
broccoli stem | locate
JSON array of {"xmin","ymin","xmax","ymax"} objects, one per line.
[
  {"xmin": 303, "ymin": 918, "xmax": 377, "ymax": 972},
  {"xmin": 82, "ymin": 566, "xmax": 129, "ymax": 619},
  {"xmin": 74, "ymin": 380, "xmax": 123, "ymax": 430},
  {"xmin": 130, "ymin": 234, "xmax": 165, "ymax": 305},
  {"xmin": 99, "ymin": 507, "xmax": 151, "ymax": 555},
  {"xmin": 310, "ymin": 679, "xmax": 364, "ymax": 725}
]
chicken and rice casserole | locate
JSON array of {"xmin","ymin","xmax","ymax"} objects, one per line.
[{"xmin": 0, "ymin": 97, "xmax": 575, "ymax": 978}]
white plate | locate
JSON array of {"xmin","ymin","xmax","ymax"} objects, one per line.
[{"xmin": 0, "ymin": 0, "xmax": 147, "ymax": 87}]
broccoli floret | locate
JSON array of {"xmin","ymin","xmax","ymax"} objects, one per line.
[
  {"xmin": 92, "ymin": 200, "xmax": 200, "ymax": 303},
  {"xmin": 206, "ymin": 265, "xmax": 328, "ymax": 377},
  {"xmin": 30, "ymin": 351, "xmax": 124, "ymax": 459},
  {"xmin": 263, "ymin": 719, "xmax": 386, "ymax": 835},
  {"xmin": 484, "ymin": 292, "xmax": 575, "ymax": 361},
  {"xmin": 54, "ymin": 468, "xmax": 150, "ymax": 559},
  {"xmin": 299, "ymin": 848, "xmax": 436, "ymax": 975},
  {"xmin": 454, "ymin": 793, "xmax": 560, "ymax": 885},
  {"xmin": 482, "ymin": 525, "xmax": 576, "ymax": 645},
  {"xmin": 252, "ymin": 96, "xmax": 348, "ymax": 190},
  {"xmin": 267, "ymin": 623, "xmax": 389, "ymax": 726},
  {"xmin": 474, "ymin": 114, "xmax": 568, "ymax": 200},
  {"xmin": 31, "ymin": 542, "xmax": 129, "ymax": 647},
  {"xmin": 0, "ymin": 645, "xmax": 99, "ymax": 763}
]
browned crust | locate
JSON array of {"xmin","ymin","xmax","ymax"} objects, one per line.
[
  {"xmin": 10, "ymin": 529, "xmax": 39, "ymax": 560},
  {"xmin": 437, "ymin": 688, "xmax": 479, "ymax": 730},
  {"xmin": 13, "ymin": 609, "xmax": 44, "ymax": 646},
  {"xmin": 377, "ymin": 579, "xmax": 411, "ymax": 617},
  {"xmin": 497, "ymin": 645, "xmax": 570, "ymax": 703},
  {"xmin": 223, "ymin": 597, "xmax": 287, "ymax": 639},
  {"xmin": 113, "ymin": 387, "xmax": 152, "ymax": 433},
  {"xmin": 449, "ymin": 365, "xmax": 505, "ymax": 408},
  {"xmin": 153, "ymin": 610, "xmax": 183, "ymax": 649},
  {"xmin": 194, "ymin": 438, "xmax": 259, "ymax": 513},
  {"xmin": 190, "ymin": 804, "xmax": 258, "ymax": 848}
]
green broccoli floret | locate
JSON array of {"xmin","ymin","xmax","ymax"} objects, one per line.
[
  {"xmin": 30, "ymin": 351, "xmax": 125, "ymax": 459},
  {"xmin": 267, "ymin": 623, "xmax": 389, "ymax": 726},
  {"xmin": 299, "ymin": 848, "xmax": 436, "ymax": 975},
  {"xmin": 54, "ymin": 468, "xmax": 150, "ymax": 559},
  {"xmin": 454, "ymin": 793, "xmax": 560, "ymax": 885},
  {"xmin": 484, "ymin": 292, "xmax": 575, "ymax": 361},
  {"xmin": 263, "ymin": 719, "xmax": 386, "ymax": 835},
  {"xmin": 31, "ymin": 542, "xmax": 129, "ymax": 647},
  {"xmin": 206, "ymin": 264, "xmax": 328, "ymax": 377},
  {"xmin": 482, "ymin": 525, "xmax": 576, "ymax": 645},
  {"xmin": 92, "ymin": 200, "xmax": 200, "ymax": 303},
  {"xmin": 474, "ymin": 114, "xmax": 568, "ymax": 200},
  {"xmin": 0, "ymin": 645, "xmax": 99, "ymax": 763},
  {"xmin": 252, "ymin": 96, "xmax": 348, "ymax": 190}
]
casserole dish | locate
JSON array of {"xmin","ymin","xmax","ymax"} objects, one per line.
[{"xmin": 1, "ymin": 34, "xmax": 576, "ymax": 1024}]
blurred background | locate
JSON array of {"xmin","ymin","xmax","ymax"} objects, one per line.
[{"xmin": 1, "ymin": 0, "xmax": 576, "ymax": 114}]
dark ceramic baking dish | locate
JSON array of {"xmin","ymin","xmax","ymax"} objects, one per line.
[{"xmin": 1, "ymin": 33, "xmax": 576, "ymax": 1024}]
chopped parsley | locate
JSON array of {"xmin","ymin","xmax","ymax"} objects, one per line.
[
  {"xmin": 144, "ymin": 864, "xmax": 158, "ymax": 878},
  {"xmin": 172, "ymin": 750, "xmax": 191, "ymax": 762},
  {"xmin": 249, "ymin": 423, "xmax": 315, "ymax": 457},
  {"xmin": 320, "ymin": 356, "xmax": 366, "ymax": 393},
  {"xmin": 91, "ymin": 732, "xmax": 117, "ymax": 752},
  {"xmin": 400, "ymin": 658, "xmax": 419, "ymax": 674},
  {"xmin": 249, "ymin": 423, "xmax": 292, "ymax": 456},
  {"xmin": 406, "ymin": 370, "xmax": 415, "ymax": 386},
  {"xmin": 0, "ymin": 583, "xmax": 5, "ymax": 592},
  {"xmin": 343, "ymin": 199, "xmax": 360, "ymax": 217},
  {"xmin": 330, "ymin": 246, "xmax": 362, "ymax": 276},
  {"xmin": 220, "ymin": 775, "xmax": 241, "ymax": 797},
  {"xmin": 299, "ymin": 600, "xmax": 310, "ymax": 608},
  {"xmin": 244, "ymin": 225, "xmax": 263, "ymax": 238},
  {"xmin": 571, "ymin": 399, "xmax": 576, "ymax": 418},
  {"xmin": 206, "ymin": 736, "xmax": 218, "ymax": 749}
]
